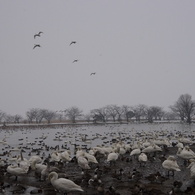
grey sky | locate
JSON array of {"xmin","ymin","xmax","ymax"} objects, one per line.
[{"xmin": 1, "ymin": 1, "xmax": 195, "ymax": 117}]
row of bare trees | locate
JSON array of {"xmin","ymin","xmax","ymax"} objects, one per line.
[{"xmin": 1, "ymin": 94, "xmax": 195, "ymax": 124}]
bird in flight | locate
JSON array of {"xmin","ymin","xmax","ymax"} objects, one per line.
[
  {"xmin": 34, "ymin": 31, "xmax": 43, "ymax": 39},
  {"xmin": 90, "ymin": 72, "xmax": 96, "ymax": 76},
  {"xmin": 69, "ymin": 41, "xmax": 76, "ymax": 46},
  {"xmin": 33, "ymin": 44, "xmax": 41, "ymax": 49},
  {"xmin": 72, "ymin": 59, "xmax": 78, "ymax": 63}
]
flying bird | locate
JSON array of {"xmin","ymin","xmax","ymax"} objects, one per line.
[
  {"xmin": 34, "ymin": 31, "xmax": 43, "ymax": 39},
  {"xmin": 69, "ymin": 41, "xmax": 76, "ymax": 46},
  {"xmin": 33, "ymin": 44, "xmax": 41, "ymax": 49},
  {"xmin": 72, "ymin": 59, "xmax": 78, "ymax": 63},
  {"xmin": 90, "ymin": 72, "xmax": 96, "ymax": 76}
]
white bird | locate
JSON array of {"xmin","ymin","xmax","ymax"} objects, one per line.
[
  {"xmin": 84, "ymin": 152, "xmax": 98, "ymax": 164},
  {"xmin": 176, "ymin": 147, "xmax": 195, "ymax": 160},
  {"xmin": 60, "ymin": 150, "xmax": 71, "ymax": 162},
  {"xmin": 48, "ymin": 171, "xmax": 84, "ymax": 194},
  {"xmin": 18, "ymin": 150, "xmax": 30, "ymax": 173},
  {"xmin": 50, "ymin": 152, "xmax": 61, "ymax": 164},
  {"xmin": 130, "ymin": 147, "xmax": 141, "ymax": 160},
  {"xmin": 77, "ymin": 156, "xmax": 90, "ymax": 169},
  {"xmin": 138, "ymin": 153, "xmax": 148, "ymax": 166},
  {"xmin": 187, "ymin": 159, "xmax": 195, "ymax": 179},
  {"xmin": 7, "ymin": 165, "xmax": 27, "ymax": 181},
  {"xmin": 31, "ymin": 160, "xmax": 47, "ymax": 174},
  {"xmin": 107, "ymin": 152, "xmax": 118, "ymax": 165},
  {"xmin": 162, "ymin": 155, "xmax": 181, "ymax": 176},
  {"xmin": 29, "ymin": 155, "xmax": 42, "ymax": 165}
]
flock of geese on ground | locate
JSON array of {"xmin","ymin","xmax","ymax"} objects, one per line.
[{"xmin": 1, "ymin": 125, "xmax": 195, "ymax": 194}]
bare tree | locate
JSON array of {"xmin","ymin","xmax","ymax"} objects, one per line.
[
  {"xmin": 83, "ymin": 114, "xmax": 92, "ymax": 123},
  {"xmin": 122, "ymin": 105, "xmax": 134, "ymax": 122},
  {"xmin": 146, "ymin": 106, "xmax": 164, "ymax": 123},
  {"xmin": 14, "ymin": 114, "xmax": 23, "ymax": 123},
  {"xmin": 0, "ymin": 111, "xmax": 6, "ymax": 123},
  {"xmin": 132, "ymin": 104, "xmax": 147, "ymax": 122},
  {"xmin": 106, "ymin": 105, "xmax": 118, "ymax": 122},
  {"xmin": 26, "ymin": 108, "xmax": 37, "ymax": 123},
  {"xmin": 170, "ymin": 94, "xmax": 195, "ymax": 124},
  {"xmin": 164, "ymin": 111, "xmax": 177, "ymax": 121},
  {"xmin": 65, "ymin": 106, "xmax": 83, "ymax": 123},
  {"xmin": 4, "ymin": 114, "xmax": 15, "ymax": 123},
  {"xmin": 43, "ymin": 110, "xmax": 56, "ymax": 123},
  {"xmin": 90, "ymin": 107, "xmax": 108, "ymax": 123},
  {"xmin": 112, "ymin": 105, "xmax": 124, "ymax": 122}
]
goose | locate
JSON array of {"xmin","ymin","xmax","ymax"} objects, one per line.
[
  {"xmin": 48, "ymin": 171, "xmax": 83, "ymax": 194},
  {"xmin": 162, "ymin": 155, "xmax": 181, "ymax": 176}
]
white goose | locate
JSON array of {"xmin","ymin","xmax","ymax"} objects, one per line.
[
  {"xmin": 162, "ymin": 155, "xmax": 181, "ymax": 176},
  {"xmin": 48, "ymin": 171, "xmax": 84, "ymax": 194}
]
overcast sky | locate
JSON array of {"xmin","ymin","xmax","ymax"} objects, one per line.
[{"xmin": 1, "ymin": 1, "xmax": 195, "ymax": 117}]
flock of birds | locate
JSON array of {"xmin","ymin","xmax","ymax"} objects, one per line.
[
  {"xmin": 1, "ymin": 124, "xmax": 195, "ymax": 194},
  {"xmin": 32, "ymin": 32, "xmax": 96, "ymax": 76}
]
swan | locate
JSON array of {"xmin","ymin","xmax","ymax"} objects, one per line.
[
  {"xmin": 142, "ymin": 143, "xmax": 162, "ymax": 153},
  {"xmin": 41, "ymin": 162, "xmax": 60, "ymax": 181},
  {"xmin": 84, "ymin": 152, "xmax": 98, "ymax": 164},
  {"xmin": 29, "ymin": 155, "xmax": 42, "ymax": 165},
  {"xmin": 138, "ymin": 153, "xmax": 148, "ymax": 166},
  {"xmin": 31, "ymin": 160, "xmax": 47, "ymax": 174},
  {"xmin": 60, "ymin": 150, "xmax": 71, "ymax": 162},
  {"xmin": 77, "ymin": 156, "xmax": 90, "ymax": 169},
  {"xmin": 18, "ymin": 150, "xmax": 30, "ymax": 173},
  {"xmin": 176, "ymin": 147, "xmax": 195, "ymax": 160},
  {"xmin": 179, "ymin": 137, "xmax": 193, "ymax": 145},
  {"xmin": 162, "ymin": 155, "xmax": 181, "ymax": 176},
  {"xmin": 76, "ymin": 148, "xmax": 85, "ymax": 159},
  {"xmin": 175, "ymin": 142, "xmax": 184, "ymax": 149},
  {"xmin": 107, "ymin": 152, "xmax": 119, "ymax": 165},
  {"xmin": 187, "ymin": 159, "xmax": 195, "ymax": 179},
  {"xmin": 48, "ymin": 171, "xmax": 84, "ymax": 194},
  {"xmin": 7, "ymin": 165, "xmax": 28, "ymax": 181},
  {"xmin": 50, "ymin": 152, "xmax": 61, "ymax": 164}
]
